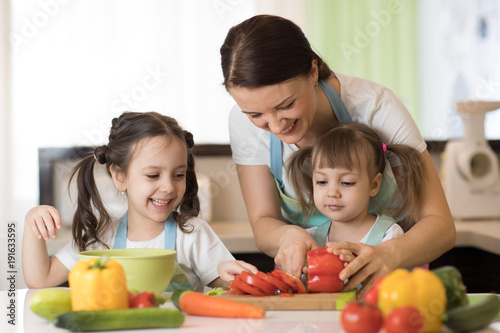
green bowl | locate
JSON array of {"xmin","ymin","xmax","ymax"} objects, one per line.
[{"xmin": 78, "ymin": 249, "xmax": 176, "ymax": 294}]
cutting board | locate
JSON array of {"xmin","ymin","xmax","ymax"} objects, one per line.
[{"xmin": 218, "ymin": 290, "xmax": 356, "ymax": 311}]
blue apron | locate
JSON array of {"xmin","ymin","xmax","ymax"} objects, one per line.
[
  {"xmin": 312, "ymin": 214, "xmax": 396, "ymax": 247},
  {"xmin": 114, "ymin": 212, "xmax": 194, "ymax": 291},
  {"xmin": 270, "ymin": 79, "xmax": 399, "ymax": 243}
]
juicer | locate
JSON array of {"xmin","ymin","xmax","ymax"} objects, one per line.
[{"xmin": 441, "ymin": 101, "xmax": 500, "ymax": 220}]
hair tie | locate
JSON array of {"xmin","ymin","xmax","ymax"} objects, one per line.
[
  {"xmin": 93, "ymin": 146, "xmax": 107, "ymax": 164},
  {"xmin": 382, "ymin": 143, "xmax": 387, "ymax": 153}
]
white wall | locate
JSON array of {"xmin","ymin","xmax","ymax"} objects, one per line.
[{"xmin": 2, "ymin": 0, "xmax": 307, "ymax": 290}]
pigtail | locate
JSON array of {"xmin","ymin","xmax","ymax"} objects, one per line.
[
  {"xmin": 69, "ymin": 146, "xmax": 113, "ymax": 252},
  {"xmin": 385, "ymin": 144, "xmax": 427, "ymax": 229},
  {"xmin": 175, "ymin": 131, "xmax": 199, "ymax": 232},
  {"xmin": 286, "ymin": 147, "xmax": 315, "ymax": 222}
]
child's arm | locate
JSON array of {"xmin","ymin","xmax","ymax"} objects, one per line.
[
  {"xmin": 208, "ymin": 260, "xmax": 259, "ymax": 288},
  {"xmin": 22, "ymin": 205, "xmax": 70, "ymax": 288}
]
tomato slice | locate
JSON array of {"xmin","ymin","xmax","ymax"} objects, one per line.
[
  {"xmin": 256, "ymin": 271, "xmax": 290, "ymax": 293},
  {"xmin": 228, "ymin": 280, "xmax": 246, "ymax": 295},
  {"xmin": 270, "ymin": 270, "xmax": 307, "ymax": 294},
  {"xmin": 239, "ymin": 271, "xmax": 277, "ymax": 296},
  {"xmin": 231, "ymin": 275, "xmax": 267, "ymax": 296}
]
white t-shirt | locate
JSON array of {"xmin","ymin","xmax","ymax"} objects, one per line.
[
  {"xmin": 305, "ymin": 214, "xmax": 404, "ymax": 244},
  {"xmin": 55, "ymin": 216, "xmax": 234, "ymax": 292},
  {"xmin": 228, "ymin": 71, "xmax": 427, "ymax": 201}
]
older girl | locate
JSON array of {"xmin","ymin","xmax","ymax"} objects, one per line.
[{"xmin": 23, "ymin": 112, "xmax": 256, "ymax": 292}]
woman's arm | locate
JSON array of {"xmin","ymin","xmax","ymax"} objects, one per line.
[
  {"xmin": 22, "ymin": 206, "xmax": 70, "ymax": 288},
  {"xmin": 330, "ymin": 150, "xmax": 456, "ymax": 298},
  {"xmin": 236, "ymin": 164, "xmax": 318, "ymax": 276}
]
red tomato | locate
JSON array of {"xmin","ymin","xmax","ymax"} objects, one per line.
[
  {"xmin": 256, "ymin": 271, "xmax": 290, "ymax": 293},
  {"xmin": 270, "ymin": 270, "xmax": 307, "ymax": 294},
  {"xmin": 340, "ymin": 301, "xmax": 383, "ymax": 333},
  {"xmin": 385, "ymin": 306, "xmax": 425, "ymax": 333},
  {"xmin": 364, "ymin": 276, "xmax": 385, "ymax": 306},
  {"xmin": 239, "ymin": 271, "xmax": 277, "ymax": 295},
  {"xmin": 129, "ymin": 291, "xmax": 157, "ymax": 308},
  {"xmin": 231, "ymin": 275, "xmax": 267, "ymax": 296}
]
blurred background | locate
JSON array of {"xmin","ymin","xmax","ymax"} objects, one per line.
[{"xmin": 1, "ymin": 0, "xmax": 500, "ymax": 288}]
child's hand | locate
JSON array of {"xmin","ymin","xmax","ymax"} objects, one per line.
[
  {"xmin": 217, "ymin": 260, "xmax": 258, "ymax": 282},
  {"xmin": 25, "ymin": 205, "xmax": 62, "ymax": 240},
  {"xmin": 326, "ymin": 242, "xmax": 356, "ymax": 266}
]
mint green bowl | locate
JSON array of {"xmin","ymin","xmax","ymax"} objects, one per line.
[{"xmin": 78, "ymin": 249, "xmax": 176, "ymax": 294}]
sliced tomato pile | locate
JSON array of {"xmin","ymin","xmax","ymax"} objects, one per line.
[{"xmin": 229, "ymin": 270, "xmax": 306, "ymax": 296}]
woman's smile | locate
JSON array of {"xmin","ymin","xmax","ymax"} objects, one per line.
[{"xmin": 281, "ymin": 120, "xmax": 297, "ymax": 134}]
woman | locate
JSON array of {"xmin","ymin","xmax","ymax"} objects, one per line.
[{"xmin": 220, "ymin": 14, "xmax": 455, "ymax": 297}]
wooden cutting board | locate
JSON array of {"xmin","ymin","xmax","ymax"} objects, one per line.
[{"xmin": 218, "ymin": 290, "xmax": 356, "ymax": 311}]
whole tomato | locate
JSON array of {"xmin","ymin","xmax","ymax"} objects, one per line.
[
  {"xmin": 364, "ymin": 276, "xmax": 384, "ymax": 306},
  {"xmin": 129, "ymin": 291, "xmax": 157, "ymax": 308},
  {"xmin": 385, "ymin": 306, "xmax": 425, "ymax": 333},
  {"xmin": 340, "ymin": 301, "xmax": 383, "ymax": 333}
]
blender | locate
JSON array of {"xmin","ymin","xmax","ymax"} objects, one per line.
[{"xmin": 441, "ymin": 101, "xmax": 500, "ymax": 220}]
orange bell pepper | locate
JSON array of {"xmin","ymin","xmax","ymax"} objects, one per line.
[
  {"xmin": 378, "ymin": 268, "xmax": 447, "ymax": 333},
  {"xmin": 69, "ymin": 256, "xmax": 128, "ymax": 311}
]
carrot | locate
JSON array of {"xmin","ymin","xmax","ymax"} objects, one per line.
[{"xmin": 171, "ymin": 289, "xmax": 265, "ymax": 319}]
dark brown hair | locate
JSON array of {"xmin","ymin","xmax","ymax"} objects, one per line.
[
  {"xmin": 69, "ymin": 112, "xmax": 199, "ymax": 251},
  {"xmin": 287, "ymin": 123, "xmax": 427, "ymax": 227},
  {"xmin": 220, "ymin": 15, "xmax": 332, "ymax": 89}
]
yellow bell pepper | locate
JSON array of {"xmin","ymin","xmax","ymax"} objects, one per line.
[
  {"xmin": 69, "ymin": 256, "xmax": 128, "ymax": 311},
  {"xmin": 378, "ymin": 268, "xmax": 447, "ymax": 333}
]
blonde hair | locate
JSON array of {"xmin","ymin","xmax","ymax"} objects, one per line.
[{"xmin": 287, "ymin": 123, "xmax": 427, "ymax": 227}]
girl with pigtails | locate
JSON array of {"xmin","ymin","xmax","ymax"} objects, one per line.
[
  {"xmin": 22, "ymin": 111, "xmax": 256, "ymax": 292},
  {"xmin": 287, "ymin": 122, "xmax": 427, "ymax": 259}
]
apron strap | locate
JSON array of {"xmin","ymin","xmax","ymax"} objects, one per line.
[
  {"xmin": 113, "ymin": 212, "xmax": 177, "ymax": 250},
  {"xmin": 364, "ymin": 214, "xmax": 395, "ymax": 246},
  {"xmin": 270, "ymin": 133, "xmax": 284, "ymax": 190},
  {"xmin": 318, "ymin": 79, "xmax": 353, "ymax": 123},
  {"xmin": 312, "ymin": 221, "xmax": 332, "ymax": 248},
  {"xmin": 113, "ymin": 212, "xmax": 195, "ymax": 291}
]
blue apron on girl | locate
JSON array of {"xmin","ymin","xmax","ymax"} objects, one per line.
[
  {"xmin": 113, "ymin": 212, "xmax": 195, "ymax": 291},
  {"xmin": 270, "ymin": 79, "xmax": 400, "ymax": 245}
]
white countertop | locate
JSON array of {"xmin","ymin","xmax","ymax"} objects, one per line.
[
  {"xmin": 3, "ymin": 289, "xmax": 500, "ymax": 333},
  {"xmin": 47, "ymin": 219, "xmax": 500, "ymax": 257},
  {"xmin": 211, "ymin": 219, "xmax": 500, "ymax": 256}
]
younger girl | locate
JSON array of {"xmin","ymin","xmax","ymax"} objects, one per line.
[
  {"xmin": 287, "ymin": 122, "xmax": 427, "ymax": 251},
  {"xmin": 22, "ymin": 112, "xmax": 256, "ymax": 292}
]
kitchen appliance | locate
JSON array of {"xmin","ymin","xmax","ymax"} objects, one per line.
[{"xmin": 441, "ymin": 101, "xmax": 500, "ymax": 220}]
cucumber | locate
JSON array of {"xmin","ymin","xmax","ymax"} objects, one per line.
[
  {"xmin": 445, "ymin": 294, "xmax": 500, "ymax": 332},
  {"xmin": 53, "ymin": 308, "xmax": 184, "ymax": 332}
]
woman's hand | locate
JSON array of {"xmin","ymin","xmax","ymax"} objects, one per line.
[
  {"xmin": 327, "ymin": 241, "xmax": 396, "ymax": 299},
  {"xmin": 25, "ymin": 205, "xmax": 62, "ymax": 240},
  {"xmin": 217, "ymin": 260, "xmax": 258, "ymax": 282},
  {"xmin": 275, "ymin": 227, "xmax": 319, "ymax": 278}
]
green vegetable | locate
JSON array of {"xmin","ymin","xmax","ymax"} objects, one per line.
[
  {"xmin": 30, "ymin": 288, "xmax": 72, "ymax": 320},
  {"xmin": 204, "ymin": 287, "xmax": 225, "ymax": 296},
  {"xmin": 445, "ymin": 294, "xmax": 500, "ymax": 332},
  {"xmin": 53, "ymin": 308, "xmax": 184, "ymax": 332},
  {"xmin": 432, "ymin": 265, "xmax": 468, "ymax": 310}
]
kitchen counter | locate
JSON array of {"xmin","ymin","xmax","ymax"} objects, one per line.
[
  {"xmin": 3, "ymin": 289, "xmax": 500, "ymax": 333},
  {"xmin": 47, "ymin": 219, "xmax": 500, "ymax": 256},
  {"xmin": 211, "ymin": 219, "xmax": 500, "ymax": 255}
]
